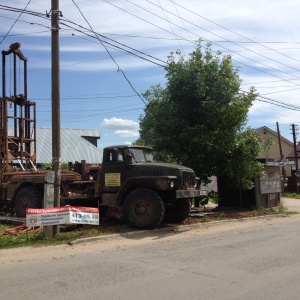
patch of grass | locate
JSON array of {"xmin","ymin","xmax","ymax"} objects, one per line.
[
  {"xmin": 277, "ymin": 203, "xmax": 288, "ymax": 214},
  {"xmin": 200, "ymin": 215, "xmax": 210, "ymax": 222},
  {"xmin": 282, "ymin": 192, "xmax": 300, "ymax": 199},
  {"xmin": 276, "ymin": 202, "xmax": 299, "ymax": 215},
  {"xmin": 256, "ymin": 206, "xmax": 272, "ymax": 214},
  {"xmin": 0, "ymin": 224, "xmax": 12, "ymax": 231},
  {"xmin": 0, "ymin": 230, "xmax": 46, "ymax": 249},
  {"xmin": 0, "ymin": 221, "xmax": 134, "ymax": 249},
  {"xmin": 216, "ymin": 214, "xmax": 228, "ymax": 221},
  {"xmin": 284, "ymin": 211, "xmax": 299, "ymax": 215}
]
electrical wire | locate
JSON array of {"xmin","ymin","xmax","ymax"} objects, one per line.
[
  {"xmin": 260, "ymin": 87, "xmax": 300, "ymax": 96},
  {"xmin": 2, "ymin": 3, "xmax": 300, "ymax": 89},
  {"xmin": 60, "ymin": 23, "xmax": 166, "ymax": 67},
  {"xmin": 103, "ymin": 0, "xmax": 300, "ymax": 88},
  {"xmin": 1, "ymin": 3, "xmax": 300, "ymax": 115},
  {"xmin": 170, "ymin": 0, "xmax": 193, "ymax": 42},
  {"xmin": 168, "ymin": 0, "xmax": 300, "ymax": 65},
  {"xmin": 70, "ymin": 0, "xmax": 147, "ymax": 105},
  {"xmin": 133, "ymin": 0, "xmax": 300, "ymax": 78},
  {"xmin": 60, "ymin": 16, "xmax": 166, "ymax": 65},
  {"xmin": 255, "ymin": 97, "xmax": 300, "ymax": 111},
  {"xmin": 0, "ymin": 1, "xmax": 32, "ymax": 45},
  {"xmin": 156, "ymin": 0, "xmax": 184, "ymax": 51}
]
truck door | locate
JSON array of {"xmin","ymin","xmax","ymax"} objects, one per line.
[{"xmin": 102, "ymin": 148, "xmax": 126, "ymax": 193}]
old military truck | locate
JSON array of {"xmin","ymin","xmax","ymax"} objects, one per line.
[
  {"xmin": 89, "ymin": 145, "xmax": 204, "ymax": 229},
  {"xmin": 1, "ymin": 145, "xmax": 204, "ymax": 229}
]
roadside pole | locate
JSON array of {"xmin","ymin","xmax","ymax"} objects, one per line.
[
  {"xmin": 51, "ymin": 0, "xmax": 61, "ymax": 237},
  {"xmin": 292, "ymin": 124, "xmax": 299, "ymax": 194}
]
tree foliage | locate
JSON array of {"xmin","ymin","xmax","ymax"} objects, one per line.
[{"xmin": 137, "ymin": 43, "xmax": 265, "ymax": 190}]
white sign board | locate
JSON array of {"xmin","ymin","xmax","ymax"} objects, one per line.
[
  {"xmin": 44, "ymin": 171, "xmax": 55, "ymax": 208},
  {"xmin": 26, "ymin": 206, "xmax": 99, "ymax": 227},
  {"xmin": 260, "ymin": 166, "xmax": 282, "ymax": 194}
]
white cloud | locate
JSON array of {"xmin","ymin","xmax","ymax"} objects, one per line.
[
  {"xmin": 114, "ymin": 130, "xmax": 139, "ymax": 137},
  {"xmin": 101, "ymin": 117, "xmax": 139, "ymax": 130},
  {"xmin": 2, "ymin": 0, "xmax": 300, "ymax": 147},
  {"xmin": 101, "ymin": 118, "xmax": 140, "ymax": 138}
]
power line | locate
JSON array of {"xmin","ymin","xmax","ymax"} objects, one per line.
[
  {"xmin": 0, "ymin": 9, "xmax": 51, "ymax": 30},
  {"xmin": 60, "ymin": 23, "xmax": 166, "ymax": 67},
  {"xmin": 104, "ymin": 0, "xmax": 300, "ymax": 88},
  {"xmin": 170, "ymin": 0, "xmax": 193, "ymax": 42},
  {"xmin": 60, "ymin": 16, "xmax": 166, "ymax": 65},
  {"xmin": 257, "ymin": 95, "xmax": 300, "ymax": 110},
  {"xmin": 3, "ymin": 3, "xmax": 300, "ymax": 90},
  {"xmin": 260, "ymin": 87, "xmax": 300, "ymax": 96},
  {"xmin": 241, "ymin": 78, "xmax": 300, "ymax": 86},
  {"xmin": 2, "ymin": 3, "xmax": 299, "ymax": 114},
  {"xmin": 168, "ymin": 0, "xmax": 300, "ymax": 65},
  {"xmin": 157, "ymin": 0, "xmax": 184, "ymax": 51},
  {"xmin": 71, "ymin": 0, "xmax": 147, "ymax": 105},
  {"xmin": 141, "ymin": 0, "xmax": 300, "ymax": 77},
  {"xmin": 255, "ymin": 97, "xmax": 300, "ymax": 111},
  {"xmin": 0, "ymin": 0, "xmax": 32, "ymax": 45}
]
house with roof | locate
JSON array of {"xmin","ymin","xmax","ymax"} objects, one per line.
[
  {"xmin": 286, "ymin": 142, "xmax": 300, "ymax": 192},
  {"xmin": 36, "ymin": 128, "xmax": 103, "ymax": 165},
  {"xmin": 256, "ymin": 126, "xmax": 298, "ymax": 192},
  {"xmin": 218, "ymin": 126, "xmax": 296, "ymax": 208},
  {"xmin": 256, "ymin": 126, "xmax": 294, "ymax": 165}
]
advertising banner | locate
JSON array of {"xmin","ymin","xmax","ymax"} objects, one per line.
[{"xmin": 26, "ymin": 206, "xmax": 99, "ymax": 227}]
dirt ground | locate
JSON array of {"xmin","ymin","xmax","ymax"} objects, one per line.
[
  {"xmin": 174, "ymin": 206, "xmax": 278, "ymax": 226},
  {"xmin": 98, "ymin": 206, "xmax": 279, "ymax": 231},
  {"xmin": 0, "ymin": 205, "xmax": 280, "ymax": 238}
]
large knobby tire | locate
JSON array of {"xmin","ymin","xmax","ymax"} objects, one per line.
[
  {"xmin": 123, "ymin": 188, "xmax": 165, "ymax": 229},
  {"xmin": 163, "ymin": 199, "xmax": 191, "ymax": 223},
  {"xmin": 14, "ymin": 186, "xmax": 43, "ymax": 218}
]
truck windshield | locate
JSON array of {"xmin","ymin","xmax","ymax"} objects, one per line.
[{"xmin": 128, "ymin": 148, "xmax": 155, "ymax": 162}]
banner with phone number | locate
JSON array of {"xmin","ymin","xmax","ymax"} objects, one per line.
[{"xmin": 26, "ymin": 206, "xmax": 99, "ymax": 227}]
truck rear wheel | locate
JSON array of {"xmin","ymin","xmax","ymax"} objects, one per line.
[
  {"xmin": 163, "ymin": 199, "xmax": 191, "ymax": 223},
  {"xmin": 14, "ymin": 186, "xmax": 43, "ymax": 218},
  {"xmin": 123, "ymin": 188, "xmax": 165, "ymax": 229}
]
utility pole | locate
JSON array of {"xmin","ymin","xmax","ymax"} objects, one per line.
[
  {"xmin": 276, "ymin": 122, "xmax": 286, "ymax": 190},
  {"xmin": 292, "ymin": 124, "xmax": 299, "ymax": 193},
  {"xmin": 276, "ymin": 122, "xmax": 284, "ymax": 160},
  {"xmin": 51, "ymin": 0, "xmax": 61, "ymax": 236}
]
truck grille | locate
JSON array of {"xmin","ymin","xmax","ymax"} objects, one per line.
[
  {"xmin": 139, "ymin": 171, "xmax": 163, "ymax": 177},
  {"xmin": 181, "ymin": 171, "xmax": 196, "ymax": 188}
]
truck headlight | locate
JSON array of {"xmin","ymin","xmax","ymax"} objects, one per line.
[{"xmin": 169, "ymin": 181, "xmax": 175, "ymax": 188}]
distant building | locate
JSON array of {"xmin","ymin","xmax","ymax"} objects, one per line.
[
  {"xmin": 286, "ymin": 142, "xmax": 300, "ymax": 192},
  {"xmin": 256, "ymin": 126, "xmax": 294, "ymax": 164},
  {"xmin": 256, "ymin": 126, "xmax": 299, "ymax": 193},
  {"xmin": 36, "ymin": 128, "xmax": 103, "ymax": 165}
]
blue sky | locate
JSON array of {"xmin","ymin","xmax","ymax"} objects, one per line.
[{"xmin": 1, "ymin": 0, "xmax": 300, "ymax": 149}]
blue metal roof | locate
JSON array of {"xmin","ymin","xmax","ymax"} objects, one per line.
[{"xmin": 36, "ymin": 128, "xmax": 103, "ymax": 164}]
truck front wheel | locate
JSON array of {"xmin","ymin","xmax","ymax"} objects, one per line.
[
  {"xmin": 14, "ymin": 186, "xmax": 43, "ymax": 218},
  {"xmin": 123, "ymin": 188, "xmax": 165, "ymax": 229},
  {"xmin": 163, "ymin": 199, "xmax": 191, "ymax": 223}
]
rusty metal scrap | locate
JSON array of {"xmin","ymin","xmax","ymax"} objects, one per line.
[{"xmin": 0, "ymin": 223, "xmax": 42, "ymax": 236}]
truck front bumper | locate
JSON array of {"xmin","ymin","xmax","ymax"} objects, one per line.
[{"xmin": 176, "ymin": 189, "xmax": 208, "ymax": 198}]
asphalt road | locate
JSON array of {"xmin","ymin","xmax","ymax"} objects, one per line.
[{"xmin": 1, "ymin": 210, "xmax": 300, "ymax": 300}]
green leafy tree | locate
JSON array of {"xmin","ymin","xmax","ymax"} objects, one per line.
[{"xmin": 137, "ymin": 43, "xmax": 266, "ymax": 190}]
